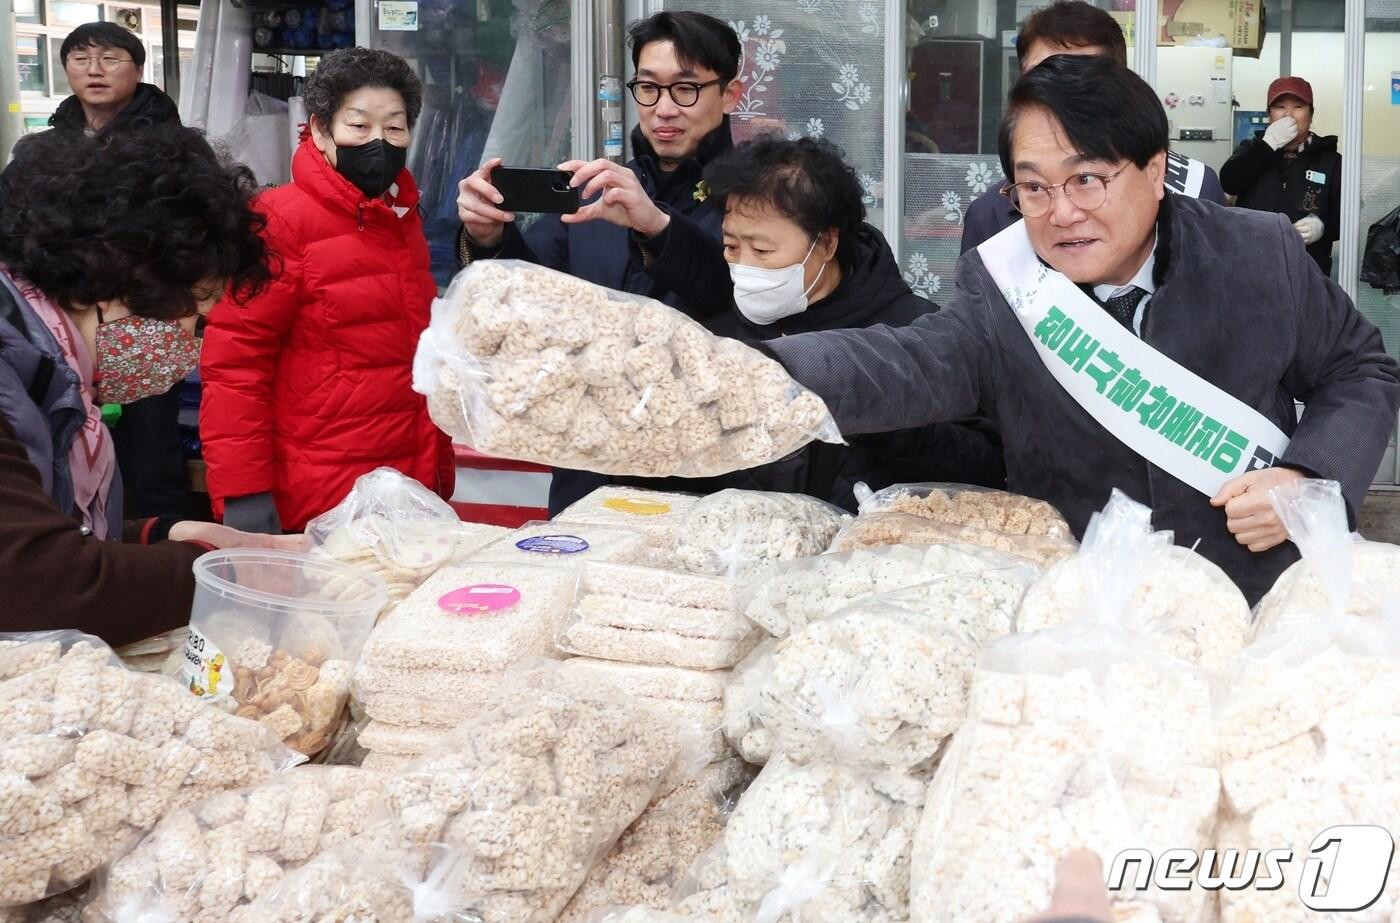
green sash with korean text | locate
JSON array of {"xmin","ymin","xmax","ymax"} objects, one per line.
[{"xmin": 977, "ymin": 221, "xmax": 1290, "ymax": 497}]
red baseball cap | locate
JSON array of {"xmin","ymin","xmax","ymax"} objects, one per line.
[{"xmin": 1267, "ymin": 76, "xmax": 1313, "ymax": 107}]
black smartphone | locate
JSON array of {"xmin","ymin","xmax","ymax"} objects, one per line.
[{"xmin": 492, "ymin": 167, "xmax": 580, "ymax": 214}]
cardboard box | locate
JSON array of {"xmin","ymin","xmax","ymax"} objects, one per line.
[{"xmin": 1109, "ymin": 1, "xmax": 1265, "ymax": 57}]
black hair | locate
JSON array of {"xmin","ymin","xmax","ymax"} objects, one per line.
[
  {"xmin": 703, "ymin": 136, "xmax": 866, "ymax": 274},
  {"xmin": 628, "ymin": 11, "xmax": 742, "ymax": 85},
  {"xmin": 1016, "ymin": 0, "xmax": 1128, "ymax": 69},
  {"xmin": 998, "ymin": 54, "xmax": 1168, "ymax": 180},
  {"xmin": 0, "ymin": 125, "xmax": 272, "ymax": 318},
  {"xmin": 60, "ymin": 22, "xmax": 146, "ymax": 69},
  {"xmin": 303, "ymin": 47, "xmax": 423, "ymax": 131}
]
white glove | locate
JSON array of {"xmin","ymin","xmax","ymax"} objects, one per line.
[
  {"xmin": 1295, "ymin": 214, "xmax": 1324, "ymax": 245},
  {"xmin": 1263, "ymin": 116, "xmax": 1299, "ymax": 150}
]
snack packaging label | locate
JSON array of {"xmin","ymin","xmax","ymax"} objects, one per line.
[
  {"xmin": 179, "ymin": 625, "xmax": 230, "ymax": 702},
  {"xmin": 515, "ymin": 534, "xmax": 591, "ymax": 555},
  {"xmin": 602, "ymin": 497, "xmax": 672, "ymax": 516},
  {"xmin": 438, "ymin": 584, "xmax": 522, "ymax": 616}
]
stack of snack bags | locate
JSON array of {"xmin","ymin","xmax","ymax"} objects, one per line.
[
  {"xmin": 87, "ymin": 766, "xmax": 384, "ymax": 923},
  {"xmin": 0, "ymin": 631, "xmax": 302, "ymax": 908},
  {"xmin": 552, "ymin": 486, "xmax": 700, "ymax": 555},
  {"xmin": 908, "ymin": 491, "xmax": 1224, "ymax": 923},
  {"xmin": 557, "ymin": 562, "xmax": 760, "ymax": 779},
  {"xmin": 1216, "ymin": 479, "xmax": 1400, "ymax": 923},
  {"xmin": 835, "ymin": 482, "xmax": 1079, "ymax": 566},
  {"xmin": 307, "ymin": 467, "xmax": 509, "ymax": 611},
  {"xmin": 351, "ymin": 561, "xmax": 577, "ymax": 772},
  {"xmin": 244, "ymin": 660, "xmax": 686, "ymax": 923}
]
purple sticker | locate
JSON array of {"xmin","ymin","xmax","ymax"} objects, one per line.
[{"xmin": 515, "ymin": 534, "xmax": 590, "ymax": 555}]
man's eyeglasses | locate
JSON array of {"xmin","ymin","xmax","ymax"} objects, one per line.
[
  {"xmin": 1000, "ymin": 166, "xmax": 1129, "ymax": 218},
  {"xmin": 66, "ymin": 53, "xmax": 134, "ymax": 71},
  {"xmin": 626, "ymin": 79, "xmax": 722, "ymax": 108}
]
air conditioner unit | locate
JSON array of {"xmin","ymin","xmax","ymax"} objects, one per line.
[{"xmin": 926, "ymin": 0, "xmax": 997, "ymax": 39}]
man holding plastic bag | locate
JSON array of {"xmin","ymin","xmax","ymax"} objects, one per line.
[{"xmin": 757, "ymin": 56, "xmax": 1400, "ymax": 604}]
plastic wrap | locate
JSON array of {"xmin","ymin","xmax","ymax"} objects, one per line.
[
  {"xmin": 558, "ymin": 777, "xmax": 730, "ymax": 923},
  {"xmin": 1216, "ymin": 479, "xmax": 1400, "ymax": 923},
  {"xmin": 253, "ymin": 660, "xmax": 684, "ymax": 923},
  {"xmin": 88, "ymin": 765, "xmax": 385, "ymax": 921},
  {"xmin": 0, "ymin": 632, "xmax": 303, "ymax": 906},
  {"xmin": 1250, "ymin": 478, "xmax": 1400, "ymax": 641},
  {"xmin": 180, "ymin": 550, "xmax": 386, "ymax": 756},
  {"xmin": 466, "ymin": 521, "xmax": 651, "ymax": 569},
  {"xmin": 671, "ymin": 490, "xmax": 848, "ymax": 581},
  {"xmin": 559, "ymin": 562, "xmax": 761, "ymax": 671},
  {"xmin": 412, "ymin": 261, "xmax": 842, "ymax": 477},
  {"xmin": 907, "ymin": 493, "xmax": 1223, "ymax": 923},
  {"xmin": 742, "ymin": 543, "xmax": 1037, "ymax": 639},
  {"xmin": 307, "ymin": 467, "xmax": 508, "ymax": 606},
  {"xmin": 1016, "ymin": 490, "xmax": 1251, "ymax": 673},
  {"xmin": 737, "ymin": 574, "xmax": 1033, "ymax": 772},
  {"xmin": 113, "ymin": 628, "xmax": 189, "ymax": 674},
  {"xmin": 830, "ymin": 512, "xmax": 1077, "ymax": 565},
  {"xmin": 0, "ymin": 885, "xmax": 87, "ymax": 923},
  {"xmin": 677, "ymin": 754, "xmax": 927, "ymax": 923},
  {"xmin": 554, "ymin": 487, "xmax": 701, "ymax": 552},
  {"xmin": 854, "ymin": 482, "xmax": 1074, "ymax": 538}
]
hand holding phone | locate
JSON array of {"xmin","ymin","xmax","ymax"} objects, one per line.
[{"xmin": 457, "ymin": 159, "xmax": 580, "ymax": 249}]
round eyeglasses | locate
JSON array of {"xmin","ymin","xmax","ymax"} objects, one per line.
[
  {"xmin": 626, "ymin": 78, "xmax": 722, "ymax": 108},
  {"xmin": 66, "ymin": 53, "xmax": 134, "ymax": 71},
  {"xmin": 1000, "ymin": 166, "xmax": 1129, "ymax": 218}
]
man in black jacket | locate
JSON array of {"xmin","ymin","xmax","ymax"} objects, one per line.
[
  {"xmin": 1221, "ymin": 76, "xmax": 1341, "ymax": 275},
  {"xmin": 456, "ymin": 11, "xmax": 743, "ymax": 513},
  {"xmin": 762, "ymin": 57, "xmax": 1399, "ymax": 604},
  {"xmin": 50, "ymin": 22, "xmax": 181, "ymax": 134},
  {"xmin": 45, "ymin": 22, "xmax": 191, "ymax": 522}
]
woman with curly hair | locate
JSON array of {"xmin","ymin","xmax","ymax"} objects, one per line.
[
  {"xmin": 0, "ymin": 125, "xmax": 299, "ymax": 645},
  {"xmin": 200, "ymin": 47, "xmax": 453, "ymax": 533}
]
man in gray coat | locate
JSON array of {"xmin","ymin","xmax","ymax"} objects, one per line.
[{"xmin": 766, "ymin": 56, "xmax": 1400, "ymax": 604}]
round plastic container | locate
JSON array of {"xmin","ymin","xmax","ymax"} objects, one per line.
[{"xmin": 181, "ymin": 549, "xmax": 387, "ymax": 756}]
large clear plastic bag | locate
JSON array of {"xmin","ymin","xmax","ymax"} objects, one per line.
[
  {"xmin": 0, "ymin": 632, "xmax": 303, "ymax": 906},
  {"xmin": 1015, "ymin": 489, "xmax": 1251, "ymax": 674},
  {"xmin": 253, "ymin": 659, "xmax": 684, "ymax": 923},
  {"xmin": 671, "ymin": 489, "xmax": 849, "ymax": 581},
  {"xmin": 1217, "ymin": 479, "xmax": 1400, "ymax": 923},
  {"xmin": 676, "ymin": 754, "xmax": 927, "ymax": 923},
  {"xmin": 741, "ymin": 543, "xmax": 1038, "ymax": 639},
  {"xmin": 558, "ymin": 562, "xmax": 762, "ymax": 672},
  {"xmin": 307, "ymin": 467, "xmax": 509, "ymax": 607},
  {"xmin": 557, "ymin": 773, "xmax": 733, "ymax": 923},
  {"xmin": 907, "ymin": 493, "xmax": 1222, "ymax": 923},
  {"xmin": 86, "ymin": 765, "xmax": 385, "ymax": 923},
  {"xmin": 1250, "ymin": 478, "xmax": 1400, "ymax": 641},
  {"xmin": 853, "ymin": 482, "xmax": 1074, "ymax": 538},
  {"xmin": 733, "ymin": 574, "xmax": 1034, "ymax": 774},
  {"xmin": 829, "ymin": 512, "xmax": 1078, "ymax": 566},
  {"xmin": 412, "ymin": 261, "xmax": 842, "ymax": 477}
]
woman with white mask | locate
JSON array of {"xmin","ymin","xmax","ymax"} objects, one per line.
[{"xmin": 612, "ymin": 136, "xmax": 1007, "ymax": 509}]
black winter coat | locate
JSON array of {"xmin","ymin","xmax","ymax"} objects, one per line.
[
  {"xmin": 1221, "ymin": 132, "xmax": 1342, "ymax": 275},
  {"xmin": 597, "ymin": 222, "xmax": 1007, "ymax": 513},
  {"xmin": 768, "ymin": 195, "xmax": 1400, "ymax": 605},
  {"xmin": 48, "ymin": 82, "xmax": 181, "ymax": 133}
]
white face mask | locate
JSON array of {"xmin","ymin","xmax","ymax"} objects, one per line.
[{"xmin": 729, "ymin": 237, "xmax": 827, "ymax": 325}]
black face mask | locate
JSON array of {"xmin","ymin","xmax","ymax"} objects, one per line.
[{"xmin": 333, "ymin": 138, "xmax": 407, "ymax": 199}]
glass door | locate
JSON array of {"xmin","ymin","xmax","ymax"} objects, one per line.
[{"xmin": 360, "ymin": 0, "xmax": 573, "ymax": 282}]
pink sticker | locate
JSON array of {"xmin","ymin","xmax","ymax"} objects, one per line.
[{"xmin": 438, "ymin": 584, "xmax": 521, "ymax": 616}]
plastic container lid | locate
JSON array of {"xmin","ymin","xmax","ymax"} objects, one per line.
[{"xmin": 193, "ymin": 548, "xmax": 388, "ymax": 617}]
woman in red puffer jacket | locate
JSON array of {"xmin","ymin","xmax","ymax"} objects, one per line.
[{"xmin": 201, "ymin": 47, "xmax": 452, "ymax": 532}]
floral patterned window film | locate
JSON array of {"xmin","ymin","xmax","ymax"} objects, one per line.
[{"xmin": 664, "ymin": 1, "xmax": 887, "ymax": 226}]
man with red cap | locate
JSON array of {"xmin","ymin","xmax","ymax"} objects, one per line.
[{"xmin": 1221, "ymin": 76, "xmax": 1341, "ymax": 275}]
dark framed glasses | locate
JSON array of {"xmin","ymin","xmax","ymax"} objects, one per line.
[{"xmin": 626, "ymin": 78, "xmax": 722, "ymax": 107}]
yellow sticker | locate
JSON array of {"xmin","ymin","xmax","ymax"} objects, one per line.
[
  {"xmin": 603, "ymin": 497, "xmax": 672, "ymax": 516},
  {"xmin": 6, "ymin": 104, "xmax": 19, "ymax": 113}
]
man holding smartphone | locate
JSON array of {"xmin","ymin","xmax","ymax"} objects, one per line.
[
  {"xmin": 456, "ymin": 10, "xmax": 744, "ymax": 512},
  {"xmin": 456, "ymin": 10, "xmax": 741, "ymax": 306}
]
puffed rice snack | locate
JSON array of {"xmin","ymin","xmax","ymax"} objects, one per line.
[
  {"xmin": 413, "ymin": 260, "xmax": 842, "ymax": 478},
  {"xmin": 0, "ymin": 632, "xmax": 302, "ymax": 907}
]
